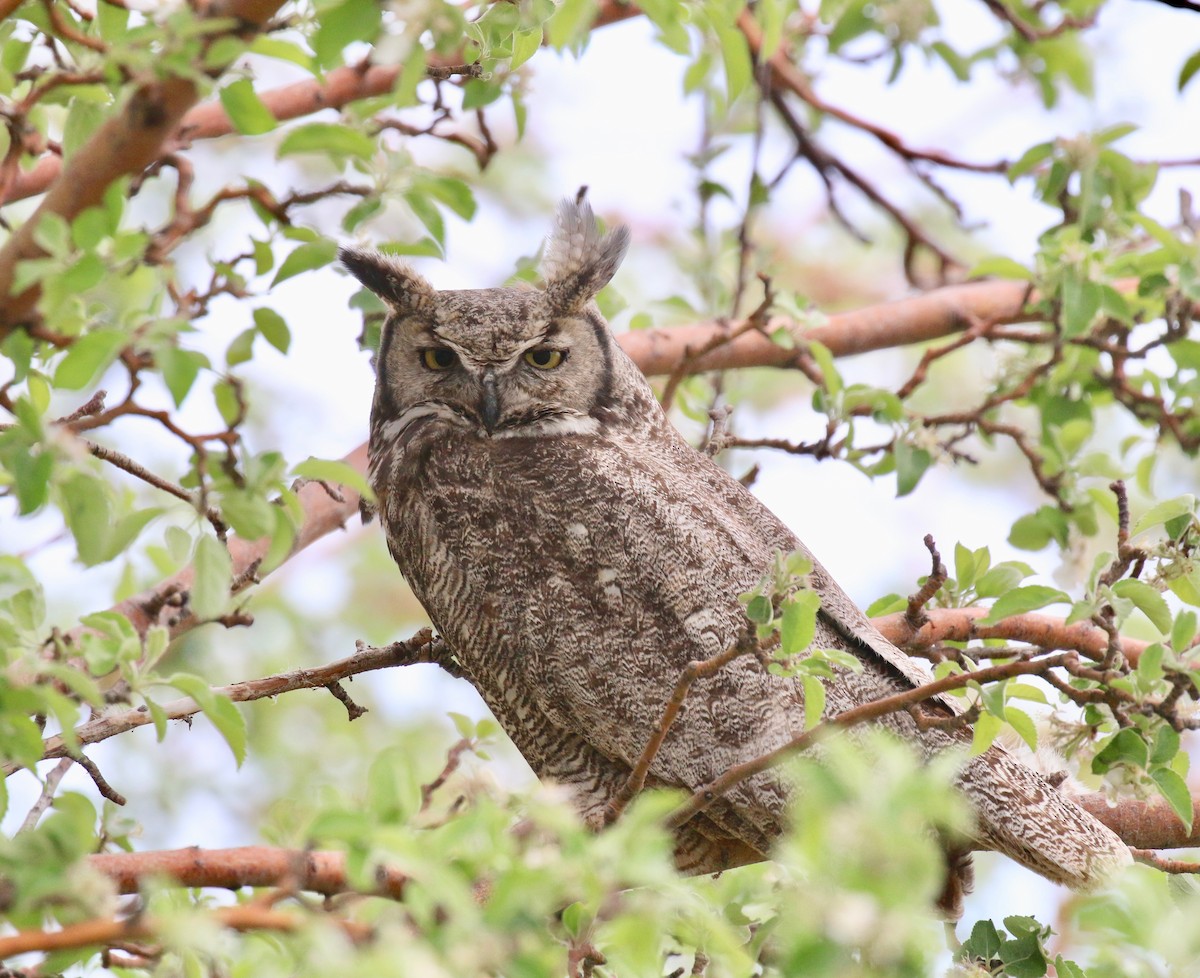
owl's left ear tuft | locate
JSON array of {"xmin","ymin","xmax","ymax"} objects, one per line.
[
  {"xmin": 542, "ymin": 197, "xmax": 630, "ymax": 315},
  {"xmin": 339, "ymin": 247, "xmax": 437, "ymax": 313}
]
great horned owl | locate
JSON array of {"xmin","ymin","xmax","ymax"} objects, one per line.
[{"xmin": 341, "ymin": 199, "xmax": 1130, "ymax": 915}]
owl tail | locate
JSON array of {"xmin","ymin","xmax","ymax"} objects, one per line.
[{"xmin": 959, "ymin": 746, "xmax": 1132, "ymax": 888}]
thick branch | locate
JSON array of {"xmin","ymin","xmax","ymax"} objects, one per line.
[
  {"xmin": 874, "ymin": 607, "xmax": 1151, "ymax": 665},
  {"xmin": 1078, "ymin": 795, "xmax": 1200, "ymax": 850},
  {"xmin": 618, "ymin": 279, "xmax": 1043, "ymax": 376},
  {"xmin": 86, "ymin": 845, "xmax": 408, "ymax": 899}
]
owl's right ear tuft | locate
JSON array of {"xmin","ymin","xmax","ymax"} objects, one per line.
[
  {"xmin": 542, "ymin": 197, "xmax": 630, "ymax": 315},
  {"xmin": 339, "ymin": 247, "xmax": 437, "ymax": 313}
]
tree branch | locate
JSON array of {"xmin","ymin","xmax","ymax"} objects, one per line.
[
  {"xmin": 1077, "ymin": 795, "xmax": 1200, "ymax": 850},
  {"xmin": 86, "ymin": 845, "xmax": 409, "ymax": 899},
  {"xmin": 873, "ymin": 607, "xmax": 1152, "ymax": 665},
  {"xmin": 619, "ymin": 279, "xmax": 1045, "ymax": 375},
  {"xmin": 11, "ymin": 628, "xmax": 444, "ymax": 772},
  {"xmin": 0, "ymin": 902, "xmax": 370, "ymax": 960}
]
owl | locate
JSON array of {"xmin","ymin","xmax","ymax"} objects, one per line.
[{"xmin": 340, "ymin": 199, "xmax": 1130, "ymax": 916}]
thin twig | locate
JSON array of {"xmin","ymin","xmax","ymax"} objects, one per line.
[
  {"xmin": 1130, "ymin": 848, "xmax": 1200, "ymax": 873},
  {"xmin": 68, "ymin": 751, "xmax": 126, "ymax": 805},
  {"xmin": 8, "ymin": 629, "xmax": 447, "ymax": 773},
  {"xmin": 666, "ymin": 653, "xmax": 1074, "ymax": 830},
  {"xmin": 324, "ymin": 681, "xmax": 367, "ymax": 720},
  {"xmin": 904, "ymin": 534, "xmax": 947, "ymax": 632},
  {"xmin": 605, "ymin": 628, "xmax": 760, "ymax": 825},
  {"xmin": 19, "ymin": 757, "xmax": 72, "ymax": 831}
]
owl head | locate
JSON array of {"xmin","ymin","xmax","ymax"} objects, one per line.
[{"xmin": 342, "ymin": 198, "xmax": 651, "ymax": 446}]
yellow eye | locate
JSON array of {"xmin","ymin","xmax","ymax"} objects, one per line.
[
  {"xmin": 422, "ymin": 347, "xmax": 457, "ymax": 371},
  {"xmin": 524, "ymin": 349, "xmax": 564, "ymax": 370}
]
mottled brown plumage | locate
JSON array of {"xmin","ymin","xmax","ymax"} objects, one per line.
[{"xmin": 342, "ymin": 199, "xmax": 1130, "ymax": 914}]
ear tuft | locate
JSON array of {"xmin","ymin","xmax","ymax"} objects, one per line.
[
  {"xmin": 542, "ymin": 196, "xmax": 630, "ymax": 315},
  {"xmin": 339, "ymin": 247, "xmax": 437, "ymax": 314}
]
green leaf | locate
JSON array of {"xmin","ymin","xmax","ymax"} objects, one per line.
[
  {"xmin": 272, "ymin": 239, "xmax": 337, "ymax": 285},
  {"xmin": 1171, "ymin": 609, "xmax": 1197, "ymax": 653},
  {"xmin": 931, "ymin": 40, "xmax": 969, "ymax": 81},
  {"xmin": 969, "ymin": 255, "xmax": 1033, "ymax": 280},
  {"xmin": 1167, "ymin": 569, "xmax": 1200, "ymax": 609},
  {"xmin": 168, "ymin": 674, "xmax": 246, "ymax": 766},
  {"xmin": 253, "ymin": 308, "xmax": 291, "ymax": 354},
  {"xmin": 423, "ymin": 177, "xmax": 477, "ymax": 220},
  {"xmin": 960, "ymin": 918, "xmax": 1003, "ymax": 961},
  {"xmin": 1061, "ymin": 273, "xmax": 1102, "ymax": 337},
  {"xmin": 11, "ymin": 449, "xmax": 53, "ymax": 515},
  {"xmin": 212, "ymin": 379, "xmax": 242, "ymax": 427},
  {"xmin": 976, "ymin": 562, "xmax": 1033, "ymax": 598},
  {"xmin": 1179, "ymin": 48, "xmax": 1200, "ymax": 92},
  {"xmin": 1132, "ymin": 494, "xmax": 1195, "ymax": 536},
  {"xmin": 864, "ymin": 592, "xmax": 905, "ymax": 616},
  {"xmin": 981, "ymin": 585, "xmax": 1070, "ymax": 625},
  {"xmin": 144, "ymin": 697, "xmax": 169, "ymax": 742},
  {"xmin": 447, "ymin": 711, "xmax": 475, "ymax": 741},
  {"xmin": 218, "ymin": 79, "xmax": 277, "ymax": 135},
  {"xmin": 894, "ymin": 441, "xmax": 932, "ymax": 497},
  {"xmin": 1151, "ymin": 766, "xmax": 1194, "ymax": 828},
  {"xmin": 560, "ymin": 902, "xmax": 590, "ymax": 940},
  {"xmin": 202, "ymin": 692, "xmax": 247, "ymax": 767},
  {"xmin": 226, "ymin": 327, "xmax": 256, "ymax": 367},
  {"xmin": 802, "ymin": 674, "xmax": 825, "ymax": 730},
  {"xmin": 158, "ymin": 347, "xmax": 207, "ymax": 408},
  {"xmin": 33, "ymin": 213, "xmax": 71, "ymax": 257},
  {"xmin": 312, "ymin": 0, "xmax": 382, "ymax": 67},
  {"xmin": 1111, "ymin": 579, "xmax": 1172, "ymax": 633},
  {"xmin": 999, "ymin": 929, "xmax": 1048, "ymax": 978},
  {"xmin": 970, "ymin": 711, "xmax": 1003, "ymax": 756},
  {"xmin": 1150, "ymin": 724, "xmax": 1180, "ymax": 766},
  {"xmin": 545, "ymin": 0, "xmax": 599, "ymax": 49},
  {"xmin": 59, "ymin": 473, "xmax": 112, "ymax": 566},
  {"xmin": 191, "ymin": 534, "xmax": 232, "ymax": 619},
  {"xmin": 780, "ymin": 589, "xmax": 819, "ymax": 654},
  {"xmin": 744, "ymin": 594, "xmax": 772, "ymax": 625},
  {"xmin": 277, "ymin": 122, "xmax": 375, "ymax": 161},
  {"xmin": 1092, "ymin": 728, "xmax": 1148, "ymax": 774},
  {"xmin": 250, "ymin": 36, "xmax": 317, "ymax": 71},
  {"xmin": 807, "ymin": 339, "xmax": 842, "ymax": 397},
  {"xmin": 110, "ymin": 507, "xmax": 162, "ymax": 557},
  {"xmin": 406, "ymin": 192, "xmax": 446, "ymax": 247},
  {"xmin": 713, "ymin": 19, "xmax": 752, "ymax": 101},
  {"xmin": 292, "ymin": 458, "xmax": 375, "ymax": 503},
  {"xmin": 462, "ymin": 78, "xmax": 503, "ymax": 110},
  {"xmin": 72, "ymin": 207, "xmax": 112, "ymax": 251},
  {"xmin": 511, "ymin": 26, "xmax": 542, "ymax": 69},
  {"xmin": 53, "ymin": 331, "xmax": 127, "ymax": 390},
  {"xmin": 219, "ymin": 490, "xmax": 275, "ymax": 540},
  {"xmin": 62, "ymin": 100, "xmax": 106, "ymax": 161},
  {"xmin": 1054, "ymin": 956, "xmax": 1088, "ymax": 978},
  {"xmin": 1008, "ymin": 141, "xmax": 1055, "ymax": 180},
  {"xmin": 1004, "ymin": 705, "xmax": 1038, "ymax": 752}
]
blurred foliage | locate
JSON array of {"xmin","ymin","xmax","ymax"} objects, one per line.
[{"xmin": 1, "ymin": 0, "xmax": 1199, "ymax": 974}]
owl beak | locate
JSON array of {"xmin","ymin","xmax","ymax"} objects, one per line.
[{"xmin": 479, "ymin": 371, "xmax": 501, "ymax": 434}]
